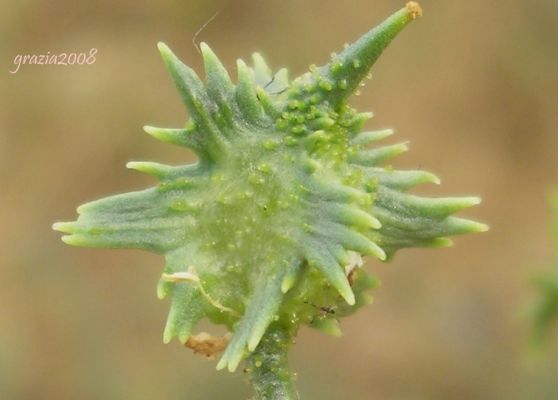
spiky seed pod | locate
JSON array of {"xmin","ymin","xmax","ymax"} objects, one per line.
[{"xmin": 54, "ymin": 2, "xmax": 486, "ymax": 373}]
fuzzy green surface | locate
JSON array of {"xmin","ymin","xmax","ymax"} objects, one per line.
[
  {"xmin": 246, "ymin": 324, "xmax": 298, "ymax": 400},
  {"xmin": 53, "ymin": 4, "xmax": 486, "ymax": 373}
]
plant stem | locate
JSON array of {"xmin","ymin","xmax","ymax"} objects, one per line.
[{"xmin": 246, "ymin": 323, "xmax": 298, "ymax": 400}]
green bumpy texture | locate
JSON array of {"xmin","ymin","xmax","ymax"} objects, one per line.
[{"xmin": 53, "ymin": 5, "xmax": 486, "ymax": 372}]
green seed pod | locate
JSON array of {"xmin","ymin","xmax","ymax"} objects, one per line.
[{"xmin": 54, "ymin": 1, "xmax": 486, "ymax": 378}]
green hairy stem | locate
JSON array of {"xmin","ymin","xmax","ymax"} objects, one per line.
[
  {"xmin": 53, "ymin": 2, "xmax": 487, "ymax": 397},
  {"xmin": 246, "ymin": 324, "xmax": 298, "ymax": 400}
]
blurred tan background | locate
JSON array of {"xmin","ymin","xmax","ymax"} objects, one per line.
[{"xmin": 1, "ymin": 0, "xmax": 558, "ymax": 399}]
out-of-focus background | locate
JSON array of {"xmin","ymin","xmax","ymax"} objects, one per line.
[{"xmin": 1, "ymin": 0, "xmax": 557, "ymax": 399}]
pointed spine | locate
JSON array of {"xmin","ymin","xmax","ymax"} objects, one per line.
[
  {"xmin": 379, "ymin": 186, "xmax": 483, "ymax": 218},
  {"xmin": 252, "ymin": 52, "xmax": 273, "ymax": 87},
  {"xmin": 352, "ymin": 129, "xmax": 394, "ymax": 145},
  {"xmin": 367, "ymin": 168, "xmax": 440, "ymax": 191},
  {"xmin": 309, "ymin": 179, "xmax": 371, "ymax": 205},
  {"xmin": 317, "ymin": 2, "xmax": 422, "ymax": 106},
  {"xmin": 445, "ymin": 217, "xmax": 489, "ymax": 234},
  {"xmin": 311, "ymin": 318, "xmax": 342, "ymax": 337},
  {"xmin": 350, "ymin": 142, "xmax": 409, "ymax": 166},
  {"xmin": 157, "ymin": 42, "xmax": 225, "ymax": 161},
  {"xmin": 217, "ymin": 271, "xmax": 285, "ymax": 372},
  {"xmin": 52, "ymin": 188, "xmax": 190, "ymax": 253},
  {"xmin": 317, "ymin": 221, "xmax": 387, "ymax": 261},
  {"xmin": 302, "ymin": 239, "xmax": 355, "ymax": 305},
  {"xmin": 163, "ymin": 283, "xmax": 205, "ymax": 344},
  {"xmin": 142, "ymin": 125, "xmax": 205, "ymax": 155},
  {"xmin": 200, "ymin": 42, "xmax": 236, "ymax": 130},
  {"xmin": 323, "ymin": 202, "xmax": 382, "ymax": 230},
  {"xmin": 127, "ymin": 161, "xmax": 199, "ymax": 182},
  {"xmin": 126, "ymin": 161, "xmax": 174, "ymax": 180},
  {"xmin": 236, "ymin": 59, "xmax": 263, "ymax": 124},
  {"xmin": 281, "ymin": 261, "xmax": 303, "ymax": 294}
]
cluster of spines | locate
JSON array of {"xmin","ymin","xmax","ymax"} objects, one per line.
[
  {"xmin": 147, "ymin": 3, "xmax": 425, "ymax": 161},
  {"xmin": 145, "ymin": 42, "xmax": 290, "ymax": 165},
  {"xmin": 53, "ymin": 2, "xmax": 489, "ymax": 375}
]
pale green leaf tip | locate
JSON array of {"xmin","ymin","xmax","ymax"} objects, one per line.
[
  {"xmin": 126, "ymin": 161, "xmax": 150, "ymax": 172},
  {"xmin": 377, "ymin": 247, "xmax": 388, "ymax": 261},
  {"xmin": 361, "ymin": 293, "xmax": 374, "ymax": 305},
  {"xmin": 143, "ymin": 127, "xmax": 170, "ymax": 143},
  {"xmin": 321, "ymin": 2, "xmax": 422, "ymax": 104},
  {"xmin": 163, "ymin": 317, "xmax": 176, "ymax": 344},
  {"xmin": 376, "ymin": 129, "xmax": 395, "ymax": 141},
  {"xmin": 157, "ymin": 42, "xmax": 178, "ymax": 69},
  {"xmin": 143, "ymin": 125, "xmax": 158, "ymax": 135},
  {"xmin": 436, "ymin": 196, "xmax": 482, "ymax": 214},
  {"xmin": 430, "ymin": 173, "xmax": 441, "ymax": 185},
  {"xmin": 368, "ymin": 242, "xmax": 387, "ymax": 261},
  {"xmin": 369, "ymin": 215, "xmax": 383, "ymax": 230},
  {"xmin": 76, "ymin": 202, "xmax": 92, "ymax": 214},
  {"xmin": 463, "ymin": 196, "xmax": 482, "ymax": 207},
  {"xmin": 343, "ymin": 288, "xmax": 356, "ymax": 306},
  {"xmin": 475, "ymin": 222, "xmax": 490, "ymax": 233},
  {"xmin": 220, "ymin": 353, "xmax": 242, "ymax": 372},
  {"xmin": 200, "ymin": 42, "xmax": 221, "ymax": 69},
  {"xmin": 126, "ymin": 161, "xmax": 172, "ymax": 179},
  {"xmin": 163, "ymin": 331, "xmax": 173, "ymax": 344},
  {"xmin": 215, "ymin": 354, "xmax": 236, "ymax": 372},
  {"xmin": 157, "ymin": 41, "xmax": 171, "ymax": 56},
  {"xmin": 459, "ymin": 219, "xmax": 489, "ymax": 233},
  {"xmin": 200, "ymin": 42, "xmax": 221, "ymax": 66},
  {"xmin": 199, "ymin": 41, "xmax": 210, "ymax": 52},
  {"xmin": 312, "ymin": 319, "xmax": 343, "ymax": 337},
  {"xmin": 252, "ymin": 53, "xmax": 269, "ymax": 70},
  {"xmin": 60, "ymin": 234, "xmax": 84, "ymax": 246},
  {"xmin": 412, "ymin": 170, "xmax": 441, "ymax": 185},
  {"xmin": 142, "ymin": 126, "xmax": 188, "ymax": 146},
  {"xmin": 156, "ymin": 283, "xmax": 167, "ymax": 300},
  {"xmin": 52, "ymin": 221, "xmax": 74, "ymax": 233}
]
